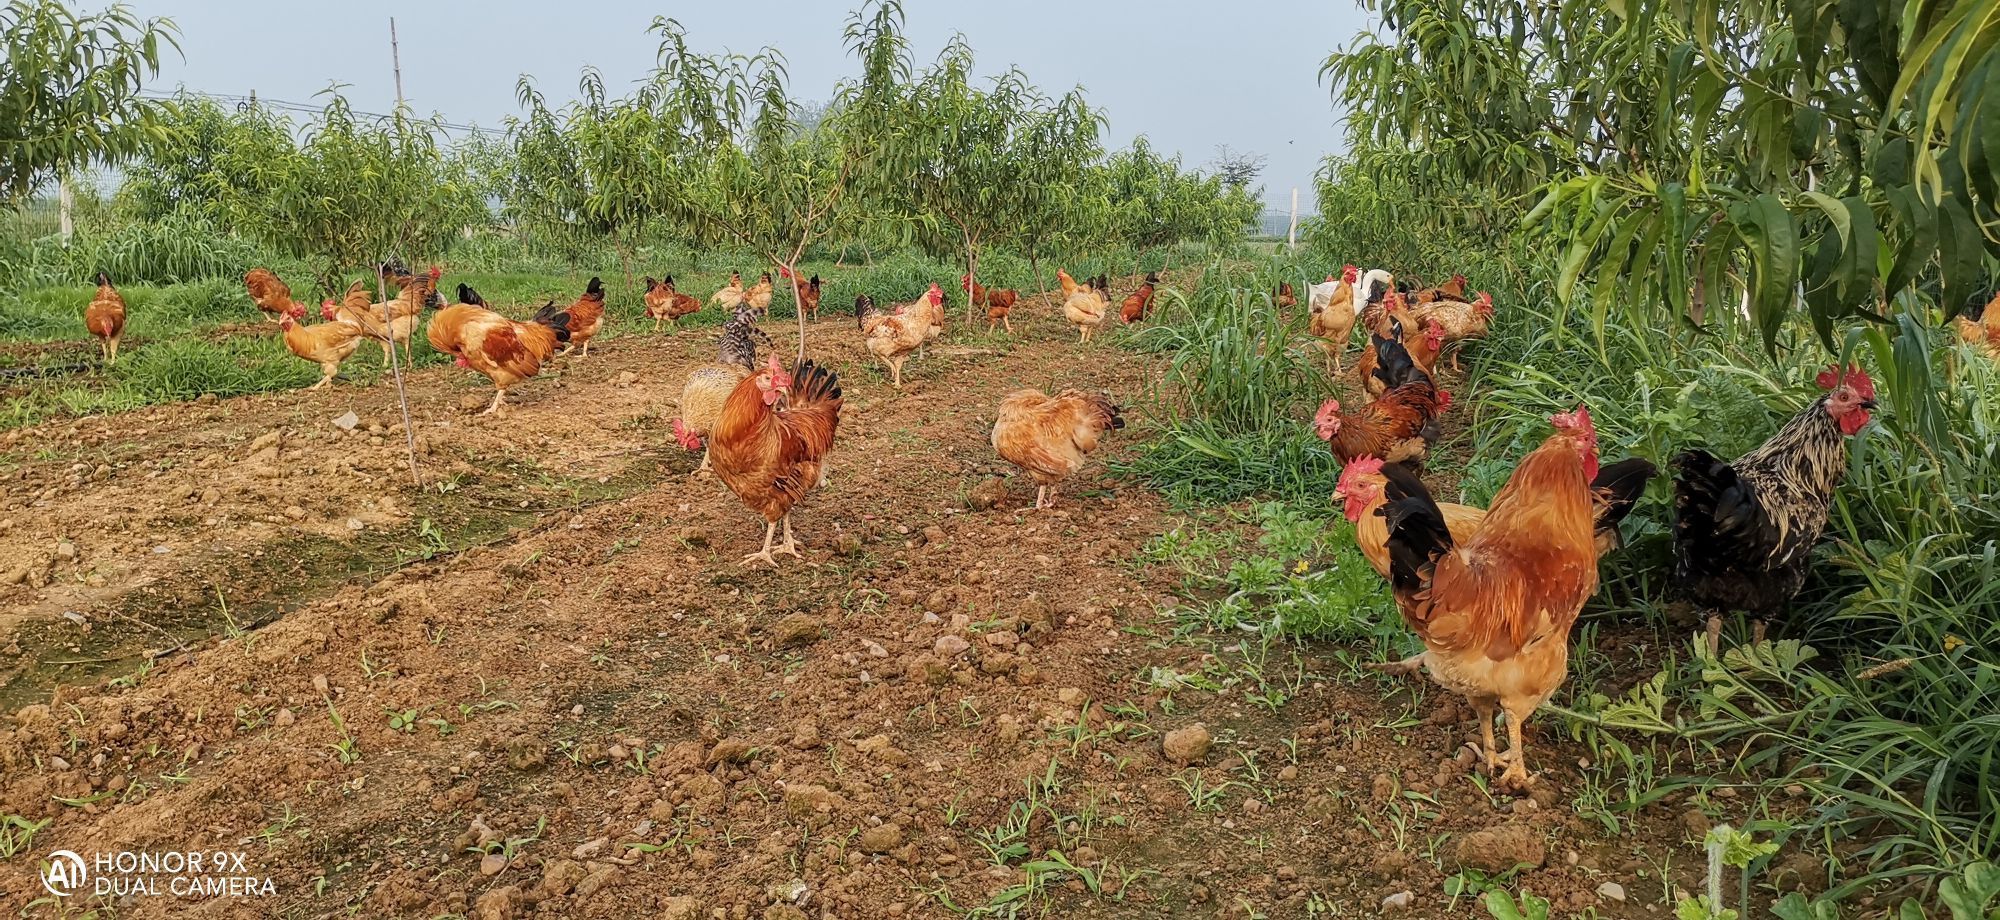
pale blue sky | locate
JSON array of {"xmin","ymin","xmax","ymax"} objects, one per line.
[{"xmin": 121, "ymin": 0, "xmax": 1363, "ymax": 212}]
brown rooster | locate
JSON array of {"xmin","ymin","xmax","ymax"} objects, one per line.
[
  {"xmin": 645, "ymin": 275, "xmax": 703, "ymax": 332},
  {"xmin": 710, "ymin": 356, "xmax": 843, "ymax": 567},
  {"xmin": 1120, "ymin": 272, "xmax": 1158, "ymax": 324},
  {"xmin": 991, "ymin": 389, "xmax": 1125, "ymax": 509}
]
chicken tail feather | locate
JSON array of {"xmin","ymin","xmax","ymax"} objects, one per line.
[
  {"xmin": 1591, "ymin": 457, "xmax": 1658, "ymax": 536},
  {"xmin": 1378, "ymin": 461, "xmax": 1454, "ymax": 597}
]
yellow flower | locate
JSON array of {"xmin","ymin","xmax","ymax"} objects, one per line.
[
  {"xmin": 1293, "ymin": 560, "xmax": 1310, "ymax": 575},
  {"xmin": 1944, "ymin": 634, "xmax": 1966, "ymax": 653}
]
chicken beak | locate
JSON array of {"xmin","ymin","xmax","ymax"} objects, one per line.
[{"xmin": 1860, "ymin": 399, "xmax": 1878, "ymax": 410}]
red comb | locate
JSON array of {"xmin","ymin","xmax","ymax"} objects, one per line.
[{"xmin": 1815, "ymin": 363, "xmax": 1875, "ymax": 399}]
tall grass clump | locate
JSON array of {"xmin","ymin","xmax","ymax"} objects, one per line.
[{"xmin": 1114, "ymin": 260, "xmax": 1335, "ymax": 506}]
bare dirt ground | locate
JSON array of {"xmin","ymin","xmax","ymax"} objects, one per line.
[{"xmin": 1, "ymin": 279, "xmax": 1727, "ymax": 919}]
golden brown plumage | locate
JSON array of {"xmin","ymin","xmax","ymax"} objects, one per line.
[
  {"xmin": 745, "ymin": 272, "xmax": 774, "ymax": 317},
  {"xmin": 427, "ymin": 285, "xmax": 571, "ymax": 414},
  {"xmin": 645, "ymin": 275, "xmax": 703, "ymax": 332},
  {"xmin": 1061, "ymin": 270, "xmax": 1108, "ymax": 343},
  {"xmin": 84, "ymin": 272, "xmax": 126, "ymax": 365},
  {"xmin": 1375, "ymin": 408, "xmax": 1604, "ymax": 791},
  {"xmin": 964, "ymin": 275, "xmax": 1019, "ymax": 333},
  {"xmin": 1120, "ymin": 273, "xmax": 1157, "ymax": 324},
  {"xmin": 712, "ymin": 272, "xmax": 746, "ymax": 311},
  {"xmin": 243, "ymin": 268, "xmax": 298, "ymax": 323},
  {"xmin": 991, "ymin": 389, "xmax": 1125, "ymax": 509},
  {"xmin": 1308, "ymin": 266, "xmax": 1361, "ymax": 373},
  {"xmin": 857, "ymin": 286, "xmax": 943, "ymax": 388},
  {"xmin": 324, "ymin": 267, "xmax": 438, "ymax": 363},
  {"xmin": 277, "ymin": 302, "xmax": 366, "ymax": 390},
  {"xmin": 560, "ymin": 277, "xmax": 607, "ymax": 359},
  {"xmin": 710, "ymin": 357, "xmax": 843, "ymax": 566},
  {"xmin": 1956, "ymin": 291, "xmax": 2000, "ymax": 357}
]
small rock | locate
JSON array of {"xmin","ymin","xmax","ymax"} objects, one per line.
[
  {"xmin": 1161, "ymin": 724, "xmax": 1213, "ymax": 766},
  {"xmin": 834, "ymin": 533, "xmax": 863, "ymax": 556},
  {"xmin": 659, "ymin": 896, "xmax": 704, "ymax": 920},
  {"xmin": 921, "ymin": 525, "xmax": 946, "ymax": 545},
  {"xmin": 274, "ymin": 708, "xmax": 295, "ymax": 727},
  {"xmin": 284, "ymin": 506, "xmax": 307, "ymax": 521},
  {"xmin": 924, "ymin": 590, "xmax": 951, "ymax": 613},
  {"xmin": 55, "ymin": 541, "xmax": 77, "ymax": 561},
  {"xmin": 933, "ymin": 635, "xmax": 970, "ymax": 657},
  {"xmin": 1382, "ymin": 891, "xmax": 1414, "ymax": 912},
  {"xmin": 332, "ymin": 411, "xmax": 361, "ymax": 432},
  {"xmin": 460, "ymin": 393, "xmax": 489, "ymax": 413},
  {"xmin": 1597, "ymin": 882, "xmax": 1627, "ymax": 903},
  {"xmin": 471, "ymin": 885, "xmax": 521, "ymax": 920},
  {"xmin": 1453, "ymin": 825, "xmax": 1546, "ymax": 874},
  {"xmin": 571, "ymin": 837, "xmax": 610, "ymax": 860},
  {"xmin": 479, "ymin": 852, "xmax": 510, "ymax": 876},
  {"xmin": 772, "ymin": 613, "xmax": 821, "ymax": 649},
  {"xmin": 615, "ymin": 370, "xmax": 639, "ymax": 387},
  {"xmin": 538, "ymin": 859, "xmax": 586, "ymax": 897},
  {"xmin": 706, "ymin": 738, "xmax": 755, "ymax": 766},
  {"xmin": 858, "ymin": 822, "xmax": 904, "ymax": 854},
  {"xmin": 967, "ymin": 477, "xmax": 1009, "ymax": 511},
  {"xmin": 572, "ymin": 865, "xmax": 619, "ymax": 898},
  {"xmin": 346, "ymin": 518, "xmax": 365, "ymax": 532}
]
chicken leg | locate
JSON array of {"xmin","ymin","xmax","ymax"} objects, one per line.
[
  {"xmin": 1499, "ymin": 698, "xmax": 1538, "ymax": 791},
  {"xmin": 743, "ymin": 521, "xmax": 780, "ymax": 568},
  {"xmin": 1472, "ymin": 698, "xmax": 1501, "ymax": 779},
  {"xmin": 483, "ymin": 388, "xmax": 509, "ymax": 415},
  {"xmin": 309, "ymin": 363, "xmax": 339, "ymax": 390},
  {"xmin": 776, "ymin": 516, "xmax": 800, "ymax": 559}
]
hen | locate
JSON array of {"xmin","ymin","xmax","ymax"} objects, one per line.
[
  {"xmin": 991, "ymin": 389, "xmax": 1125, "ymax": 509},
  {"xmin": 1375, "ymin": 407, "xmax": 1606, "ymax": 790},
  {"xmin": 1355, "ymin": 268, "xmax": 1397, "ymax": 332},
  {"xmin": 323, "ymin": 265, "xmax": 439, "ymax": 364},
  {"xmin": 1120, "ymin": 272, "xmax": 1158, "ymax": 324},
  {"xmin": 712, "ymin": 272, "xmax": 746, "ymax": 312},
  {"xmin": 746, "ymin": 271, "xmax": 775, "ymax": 318},
  {"xmin": 427, "ymin": 284, "xmax": 572, "ymax": 414},
  {"xmin": 1308, "ymin": 266, "xmax": 1361, "ymax": 373},
  {"xmin": 1312, "ymin": 336, "xmax": 1447, "ymax": 466},
  {"xmin": 277, "ymin": 302, "xmax": 366, "ymax": 390},
  {"xmin": 644, "ymin": 275, "xmax": 703, "ymax": 332},
  {"xmin": 560, "ymin": 277, "xmax": 607, "ymax": 359},
  {"xmin": 674, "ymin": 306, "xmax": 770, "ymax": 475},
  {"xmin": 1410, "ymin": 273, "xmax": 1468, "ymax": 304},
  {"xmin": 964, "ymin": 274, "xmax": 1020, "ymax": 334},
  {"xmin": 243, "ymin": 267, "xmax": 300, "ymax": 324},
  {"xmin": 1337, "ymin": 455, "xmax": 1656, "ymax": 580},
  {"xmin": 710, "ymin": 356, "xmax": 843, "ymax": 566},
  {"xmin": 1673, "ymin": 364, "xmax": 1876, "ymax": 652},
  {"xmin": 1061, "ymin": 270, "xmax": 1108, "ymax": 343},
  {"xmin": 855, "ymin": 285, "xmax": 943, "ymax": 388},
  {"xmin": 84, "ymin": 272, "xmax": 127, "ymax": 365},
  {"xmin": 1956, "ymin": 291, "xmax": 2000, "ymax": 357},
  {"xmin": 780, "ymin": 267, "xmax": 824, "ymax": 320},
  {"xmin": 1355, "ymin": 312, "xmax": 1447, "ymax": 400},
  {"xmin": 1407, "ymin": 291, "xmax": 1495, "ymax": 372}
]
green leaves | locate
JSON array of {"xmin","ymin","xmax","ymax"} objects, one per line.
[{"xmin": 0, "ymin": 0, "xmax": 180, "ymax": 201}]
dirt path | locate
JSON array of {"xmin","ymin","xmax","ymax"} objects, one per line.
[{"xmin": 0, "ymin": 283, "xmax": 1718, "ymax": 919}]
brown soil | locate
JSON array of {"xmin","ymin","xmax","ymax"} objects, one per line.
[{"xmin": 1, "ymin": 276, "xmax": 1730, "ymax": 919}]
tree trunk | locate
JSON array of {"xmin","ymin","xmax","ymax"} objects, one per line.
[
  {"xmin": 1030, "ymin": 253, "xmax": 1042, "ymax": 296},
  {"xmin": 58, "ymin": 175, "xmax": 74, "ymax": 243},
  {"xmin": 786, "ymin": 241, "xmax": 810, "ymax": 363}
]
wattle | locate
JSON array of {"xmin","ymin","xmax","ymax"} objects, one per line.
[{"xmin": 1840, "ymin": 410, "xmax": 1871, "ymax": 436}]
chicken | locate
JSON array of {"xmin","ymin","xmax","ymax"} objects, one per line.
[
  {"xmin": 84, "ymin": 271, "xmax": 127, "ymax": 365},
  {"xmin": 673, "ymin": 306, "xmax": 770, "ymax": 475},
  {"xmin": 1337, "ymin": 455, "xmax": 1656, "ymax": 580},
  {"xmin": 1062, "ymin": 271, "xmax": 1108, "ymax": 343},
  {"xmin": 559, "ymin": 276, "xmax": 607, "ymax": 359},
  {"xmin": 1274, "ymin": 281, "xmax": 1296, "ymax": 310},
  {"xmin": 278, "ymin": 302, "xmax": 366, "ymax": 390},
  {"xmin": 322, "ymin": 265, "xmax": 440, "ymax": 364},
  {"xmin": 644, "ymin": 275, "xmax": 702, "ymax": 332},
  {"xmin": 855, "ymin": 286, "xmax": 943, "ymax": 388},
  {"xmin": 1355, "ymin": 314, "xmax": 1447, "ymax": 400},
  {"xmin": 1313, "ymin": 336, "xmax": 1447, "ymax": 466},
  {"xmin": 910, "ymin": 280, "xmax": 946, "ymax": 353},
  {"xmin": 991, "ymin": 389, "xmax": 1125, "ymax": 509},
  {"xmin": 1355, "ymin": 268, "xmax": 1397, "ymax": 332},
  {"xmin": 243, "ymin": 267, "xmax": 300, "ymax": 324},
  {"xmin": 745, "ymin": 271, "xmax": 775, "ymax": 318},
  {"xmin": 964, "ymin": 274, "xmax": 1020, "ymax": 334},
  {"xmin": 1308, "ymin": 266, "xmax": 1362, "ymax": 373},
  {"xmin": 1673, "ymin": 364, "xmax": 1876, "ymax": 653},
  {"xmin": 427, "ymin": 284, "xmax": 573, "ymax": 414},
  {"xmin": 780, "ymin": 267, "xmax": 824, "ymax": 320},
  {"xmin": 1955, "ymin": 290, "xmax": 2000, "ymax": 357},
  {"xmin": 1373, "ymin": 406, "xmax": 1607, "ymax": 791},
  {"xmin": 1408, "ymin": 291, "xmax": 1495, "ymax": 372},
  {"xmin": 712, "ymin": 272, "xmax": 746, "ymax": 311},
  {"xmin": 1410, "ymin": 273, "xmax": 1468, "ymax": 304},
  {"xmin": 1120, "ymin": 272, "xmax": 1158, "ymax": 324},
  {"xmin": 709, "ymin": 355, "xmax": 843, "ymax": 567}
]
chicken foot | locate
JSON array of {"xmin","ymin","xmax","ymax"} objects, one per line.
[
  {"xmin": 741, "ymin": 516, "xmax": 802, "ymax": 568},
  {"xmin": 482, "ymin": 388, "xmax": 509, "ymax": 415},
  {"xmin": 1366, "ymin": 654, "xmax": 1425, "ymax": 677},
  {"xmin": 1500, "ymin": 699, "xmax": 1538, "ymax": 791}
]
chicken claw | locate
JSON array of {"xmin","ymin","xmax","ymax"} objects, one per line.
[{"xmin": 1367, "ymin": 654, "xmax": 1425, "ymax": 677}]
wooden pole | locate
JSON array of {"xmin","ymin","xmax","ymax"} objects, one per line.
[
  {"xmin": 1286, "ymin": 187, "xmax": 1299, "ymax": 252},
  {"xmin": 58, "ymin": 175, "xmax": 74, "ymax": 242},
  {"xmin": 385, "ymin": 15, "xmax": 420, "ymax": 486}
]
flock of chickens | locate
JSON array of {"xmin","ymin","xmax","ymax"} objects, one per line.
[
  {"xmin": 78, "ymin": 261, "xmax": 1911, "ymax": 790},
  {"xmin": 1290, "ymin": 263, "xmax": 1888, "ymax": 790}
]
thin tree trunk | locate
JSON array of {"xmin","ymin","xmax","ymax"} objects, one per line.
[
  {"xmin": 377, "ymin": 261, "xmax": 420, "ymax": 486},
  {"xmin": 58, "ymin": 175, "xmax": 74, "ymax": 243}
]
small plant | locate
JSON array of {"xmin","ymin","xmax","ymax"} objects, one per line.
[
  {"xmin": 0, "ymin": 814, "xmax": 52, "ymax": 860},
  {"xmin": 385, "ymin": 707, "xmax": 423, "ymax": 733}
]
